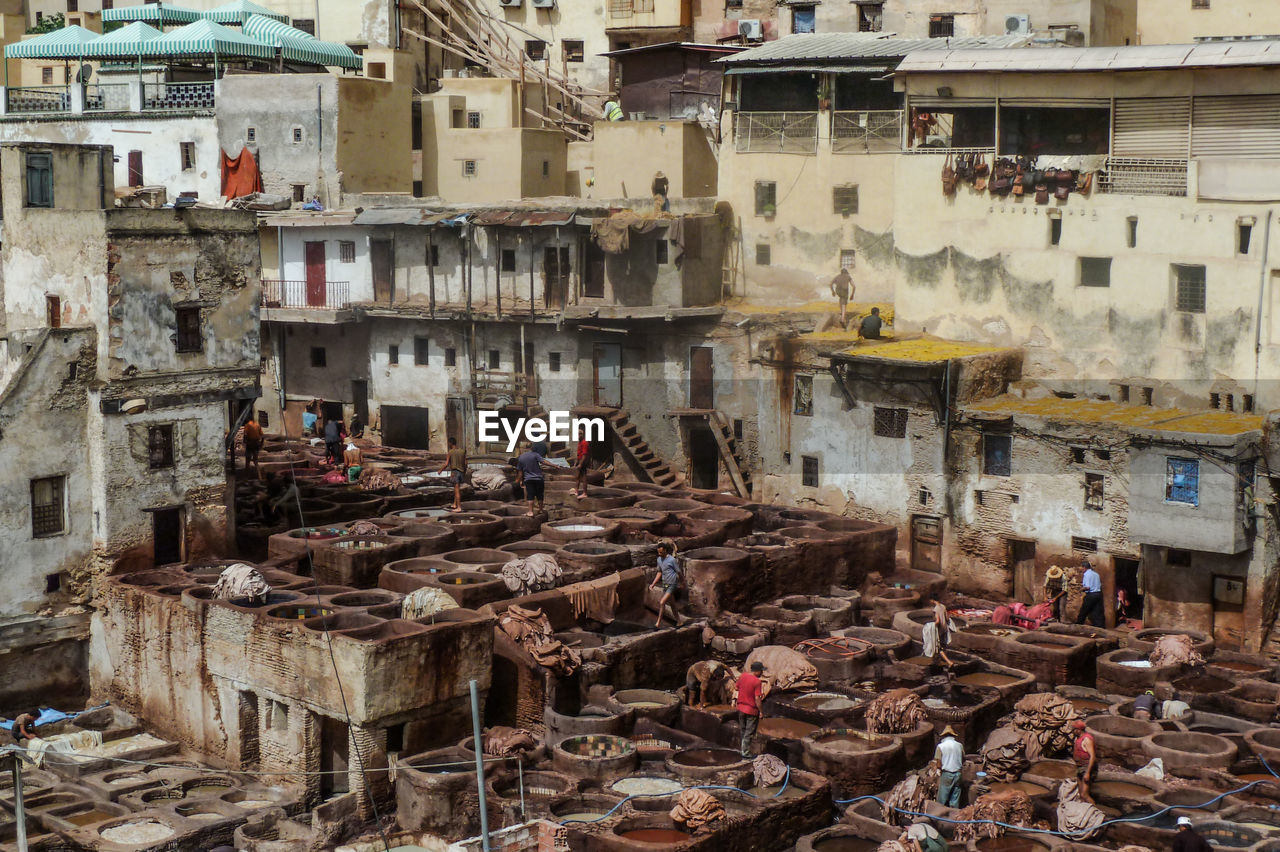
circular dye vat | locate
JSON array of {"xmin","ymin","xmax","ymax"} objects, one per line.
[
  {"xmin": 759, "ymin": 718, "xmax": 819, "ymax": 739},
  {"xmin": 1068, "ymin": 698, "xmax": 1110, "ymax": 714},
  {"xmin": 955, "ymin": 672, "xmax": 1022, "ymax": 687},
  {"xmin": 1092, "ymin": 780, "xmax": 1154, "ymax": 799},
  {"xmin": 611, "ymin": 777, "xmax": 683, "ymax": 797},
  {"xmin": 1028, "ymin": 761, "xmax": 1075, "ymax": 779},
  {"xmin": 671, "ymin": 748, "xmax": 742, "ymax": 767},
  {"xmin": 1119, "ymin": 660, "xmax": 1153, "ymax": 668},
  {"xmin": 560, "ymin": 812, "xmax": 609, "ymax": 823},
  {"xmin": 100, "ymin": 820, "xmax": 175, "ymax": 844},
  {"xmin": 794, "ymin": 692, "xmax": 859, "ymax": 711},
  {"xmin": 617, "ymin": 828, "xmax": 691, "ymax": 844},
  {"xmin": 553, "ymin": 523, "xmax": 605, "ymax": 533},
  {"xmin": 746, "ymin": 784, "xmax": 806, "ymax": 800},
  {"xmin": 989, "ymin": 781, "xmax": 1049, "ymax": 797}
]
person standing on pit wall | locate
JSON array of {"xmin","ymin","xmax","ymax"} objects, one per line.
[
  {"xmin": 652, "ymin": 171, "xmax": 670, "ymax": 213},
  {"xmin": 515, "ymin": 443, "xmax": 545, "ymax": 517},
  {"xmin": 830, "ymin": 265, "xmax": 853, "ymax": 327},
  {"xmin": 323, "ymin": 417, "xmax": 343, "ymax": 466},
  {"xmin": 735, "ymin": 661, "xmax": 768, "ymax": 758},
  {"xmin": 242, "ymin": 416, "xmax": 263, "ymax": 475},
  {"xmin": 1044, "ymin": 566, "xmax": 1067, "ymax": 622},
  {"xmin": 574, "ymin": 437, "xmax": 591, "ymax": 499},
  {"xmin": 649, "ymin": 541, "xmax": 680, "ymax": 628},
  {"xmin": 934, "ymin": 726, "xmax": 964, "ymax": 807},
  {"xmin": 1071, "ymin": 719, "xmax": 1097, "ymax": 805},
  {"xmin": 343, "ymin": 442, "xmax": 363, "ymax": 484},
  {"xmin": 1075, "ymin": 559, "xmax": 1105, "ymax": 627},
  {"xmin": 302, "ymin": 404, "xmax": 318, "ymax": 437},
  {"xmin": 348, "ymin": 412, "xmax": 364, "ymax": 439},
  {"xmin": 440, "ymin": 437, "xmax": 467, "ymax": 513}
]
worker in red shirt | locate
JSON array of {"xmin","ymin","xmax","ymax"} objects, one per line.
[
  {"xmin": 574, "ymin": 438, "xmax": 590, "ymax": 498},
  {"xmin": 735, "ymin": 661, "xmax": 768, "ymax": 758}
]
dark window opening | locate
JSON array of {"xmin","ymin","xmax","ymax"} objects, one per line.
[
  {"xmin": 983, "ymin": 433, "xmax": 1012, "ymax": 476},
  {"xmin": 500, "ymin": 249, "xmax": 516, "ymax": 272},
  {"xmin": 1168, "ymin": 548, "xmax": 1192, "ymax": 566},
  {"xmin": 1127, "ymin": 216, "xmax": 1138, "ymax": 248},
  {"xmin": 386, "ymin": 723, "xmax": 405, "ymax": 753},
  {"xmin": 549, "ymin": 351, "xmax": 561, "ymax": 372},
  {"xmin": 526, "ymin": 40, "xmax": 546, "ymax": 60},
  {"xmin": 467, "ymin": 111, "xmax": 481, "ymax": 129},
  {"xmin": 998, "ymin": 108, "xmax": 1110, "ymax": 157},
  {"xmin": 563, "ymin": 40, "xmax": 584, "ymax": 62},
  {"xmin": 46, "ymin": 295, "xmax": 61, "ymax": 328},
  {"xmin": 733, "ymin": 418, "xmax": 743, "ymax": 440},
  {"xmin": 756, "ymin": 244, "xmax": 771, "ymax": 266},
  {"xmin": 754, "ymin": 180, "xmax": 776, "ymax": 216},
  {"xmin": 801, "ymin": 455, "xmax": 819, "ymax": 487},
  {"xmin": 1096, "ymin": 449, "xmax": 1111, "ymax": 461},
  {"xmin": 175, "ymin": 307, "xmax": 202, "ymax": 352},
  {"xmin": 858, "ymin": 2, "xmax": 883, "ymax": 31},
  {"xmin": 1119, "ymin": 385, "xmax": 1130, "ymax": 403},
  {"xmin": 445, "ymin": 347, "xmax": 457, "ymax": 367},
  {"xmin": 339, "ymin": 241, "xmax": 356, "ymax": 263},
  {"xmin": 1141, "ymin": 386, "xmax": 1153, "ymax": 405},
  {"xmin": 1050, "ymin": 217, "xmax": 1062, "ymax": 246},
  {"xmin": 1070, "ymin": 447, "xmax": 1085, "ymax": 463},
  {"xmin": 414, "ymin": 337, "xmax": 430, "ymax": 365},
  {"xmin": 31, "ymin": 476, "xmax": 65, "ymax": 538},
  {"xmin": 1244, "ymin": 394, "xmax": 1255, "ymax": 413},
  {"xmin": 259, "ymin": 410, "xmax": 269, "ymax": 428},
  {"xmin": 833, "ymin": 184, "xmax": 859, "ymax": 215},
  {"xmin": 1080, "ymin": 257, "xmax": 1111, "ymax": 287},
  {"xmin": 1239, "ymin": 222, "xmax": 1254, "ymax": 254},
  {"xmin": 929, "ymin": 13, "xmax": 955, "ymax": 37},
  {"xmin": 25, "ymin": 151, "xmax": 53, "ymax": 208},
  {"xmin": 389, "ymin": 344, "xmax": 399, "ymax": 365},
  {"xmin": 41, "ymin": 67, "xmax": 52, "ymax": 85},
  {"xmin": 488, "ymin": 349, "xmax": 500, "ymax": 369},
  {"xmin": 1174, "ymin": 264, "xmax": 1207, "ymax": 313},
  {"xmin": 45, "ymin": 573, "xmax": 62, "ymax": 594},
  {"xmin": 292, "ymin": 184, "xmax": 306, "ymax": 202},
  {"xmin": 292, "ymin": 18, "xmax": 315, "ymax": 34},
  {"xmin": 1210, "ymin": 392, "xmax": 1221, "ymax": 409},
  {"xmin": 430, "ymin": 245, "xmax": 440, "ymax": 266},
  {"xmin": 908, "ymin": 106, "xmax": 996, "ymax": 149},
  {"xmin": 655, "ymin": 239, "xmax": 669, "ymax": 264},
  {"xmin": 310, "ymin": 347, "xmax": 326, "ymax": 368},
  {"xmin": 148, "ymin": 424, "xmax": 174, "ymax": 469},
  {"xmin": 180, "ymin": 141, "xmax": 195, "ymax": 171},
  {"xmin": 1071, "ymin": 536, "xmax": 1098, "ymax": 552},
  {"xmin": 872, "ymin": 406, "xmax": 908, "ymax": 438}
]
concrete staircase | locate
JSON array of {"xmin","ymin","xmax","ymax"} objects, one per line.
[{"xmin": 576, "ymin": 406, "xmax": 682, "ymax": 487}]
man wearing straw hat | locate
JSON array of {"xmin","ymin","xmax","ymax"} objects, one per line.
[
  {"xmin": 934, "ymin": 726, "xmax": 964, "ymax": 807},
  {"xmin": 1043, "ymin": 565, "xmax": 1067, "ymax": 622}
]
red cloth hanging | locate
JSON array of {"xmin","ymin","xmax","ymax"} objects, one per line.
[{"xmin": 220, "ymin": 147, "xmax": 263, "ymax": 200}]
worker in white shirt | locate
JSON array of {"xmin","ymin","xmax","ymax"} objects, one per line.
[{"xmin": 934, "ymin": 726, "xmax": 964, "ymax": 807}]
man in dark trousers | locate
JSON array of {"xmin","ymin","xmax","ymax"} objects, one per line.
[
  {"xmin": 323, "ymin": 417, "xmax": 343, "ymax": 466},
  {"xmin": 1075, "ymin": 559, "xmax": 1105, "ymax": 627},
  {"xmin": 1172, "ymin": 816, "xmax": 1212, "ymax": 852},
  {"xmin": 735, "ymin": 661, "xmax": 768, "ymax": 758}
]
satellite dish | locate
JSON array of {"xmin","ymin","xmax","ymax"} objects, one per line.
[{"xmin": 75, "ymin": 64, "xmax": 92, "ymax": 84}]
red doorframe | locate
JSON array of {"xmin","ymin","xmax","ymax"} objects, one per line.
[{"xmin": 304, "ymin": 241, "xmax": 326, "ymax": 307}]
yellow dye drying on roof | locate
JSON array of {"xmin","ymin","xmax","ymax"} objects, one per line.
[
  {"xmin": 731, "ymin": 300, "xmax": 895, "ymax": 323},
  {"xmin": 799, "ymin": 330, "xmax": 897, "ymax": 342},
  {"xmin": 840, "ymin": 337, "xmax": 1005, "ymax": 362},
  {"xmin": 966, "ymin": 395, "xmax": 1263, "ymax": 436}
]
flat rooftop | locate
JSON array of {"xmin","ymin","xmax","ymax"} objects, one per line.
[
  {"xmin": 835, "ymin": 337, "xmax": 1008, "ymax": 363},
  {"xmin": 965, "ymin": 394, "xmax": 1264, "ymax": 437}
]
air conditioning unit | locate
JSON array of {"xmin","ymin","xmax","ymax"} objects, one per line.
[
  {"xmin": 1005, "ymin": 14, "xmax": 1031, "ymax": 35},
  {"xmin": 738, "ymin": 18, "xmax": 762, "ymax": 39},
  {"xmin": 499, "ymin": 0, "xmax": 522, "ymax": 6},
  {"xmin": 531, "ymin": 0, "xmax": 555, "ymax": 8}
]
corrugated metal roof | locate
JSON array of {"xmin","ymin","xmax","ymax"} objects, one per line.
[
  {"xmin": 471, "ymin": 209, "xmax": 578, "ymax": 226},
  {"xmin": 352, "ymin": 208, "xmax": 454, "ymax": 226},
  {"xmin": 896, "ymin": 38, "xmax": 1280, "ymax": 73},
  {"xmin": 725, "ymin": 63, "xmax": 889, "ymax": 75},
  {"xmin": 267, "ymin": 212, "xmax": 358, "ymax": 227},
  {"xmin": 601, "ymin": 41, "xmax": 744, "ymax": 58},
  {"xmin": 718, "ymin": 32, "xmax": 1031, "ymax": 65}
]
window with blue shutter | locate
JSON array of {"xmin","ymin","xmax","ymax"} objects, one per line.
[
  {"xmin": 25, "ymin": 152, "xmax": 53, "ymax": 208},
  {"xmin": 1165, "ymin": 457, "xmax": 1199, "ymax": 506}
]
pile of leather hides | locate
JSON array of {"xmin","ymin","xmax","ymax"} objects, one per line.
[
  {"xmin": 952, "ymin": 790, "xmax": 1035, "ymax": 841},
  {"xmin": 498, "ymin": 605, "xmax": 580, "ymax": 676},
  {"xmin": 401, "ymin": 587, "xmax": 459, "ymax": 619},
  {"xmin": 980, "ymin": 726, "xmax": 1029, "ymax": 782},
  {"xmin": 752, "ymin": 754, "xmax": 788, "ymax": 787},
  {"xmin": 881, "ymin": 765, "xmax": 940, "ymax": 826},
  {"xmin": 213, "ymin": 563, "xmax": 270, "ymax": 601},
  {"xmin": 472, "ymin": 466, "xmax": 508, "ymax": 491},
  {"xmin": 866, "ymin": 688, "xmax": 928, "ymax": 734},
  {"xmin": 1056, "ymin": 778, "xmax": 1105, "ymax": 840},
  {"xmin": 744, "ymin": 646, "xmax": 818, "ymax": 692},
  {"xmin": 1149, "ymin": 633, "xmax": 1204, "ymax": 667},
  {"xmin": 669, "ymin": 788, "xmax": 726, "ymax": 830},
  {"xmin": 483, "ymin": 726, "xmax": 536, "ymax": 756},
  {"xmin": 347, "ymin": 520, "xmax": 383, "ymax": 536},
  {"xmin": 1011, "ymin": 693, "xmax": 1080, "ymax": 761},
  {"xmin": 357, "ymin": 468, "xmax": 401, "ymax": 492},
  {"xmin": 500, "ymin": 554, "xmax": 562, "ymax": 594}
]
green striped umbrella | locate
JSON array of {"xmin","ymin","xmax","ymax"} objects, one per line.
[
  {"xmin": 5, "ymin": 24, "xmax": 100, "ymax": 59},
  {"xmin": 143, "ymin": 19, "xmax": 274, "ymax": 61},
  {"xmin": 81, "ymin": 21, "xmax": 163, "ymax": 59},
  {"xmin": 201, "ymin": 0, "xmax": 289, "ymax": 25},
  {"xmin": 101, "ymin": 3, "xmax": 203, "ymax": 25},
  {"xmin": 242, "ymin": 13, "xmax": 361, "ymax": 69}
]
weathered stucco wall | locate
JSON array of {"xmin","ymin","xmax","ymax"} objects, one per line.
[
  {"xmin": 1135, "ymin": 0, "xmax": 1280, "ymax": 43},
  {"xmin": 590, "ymin": 120, "xmax": 718, "ymax": 200}
]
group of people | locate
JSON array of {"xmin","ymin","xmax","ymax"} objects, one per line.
[{"xmin": 682, "ymin": 658, "xmax": 769, "ymax": 759}]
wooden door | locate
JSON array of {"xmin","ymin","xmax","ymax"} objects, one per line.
[
  {"xmin": 690, "ymin": 346, "xmax": 714, "ymax": 409},
  {"xmin": 910, "ymin": 515, "xmax": 942, "ymax": 574},
  {"xmin": 1010, "ymin": 539, "xmax": 1036, "ymax": 604},
  {"xmin": 544, "ymin": 246, "xmax": 570, "ymax": 308},
  {"xmin": 1212, "ymin": 574, "xmax": 1245, "ymax": 651},
  {"xmin": 127, "ymin": 150, "xmax": 143, "ymax": 186},
  {"xmin": 152, "ymin": 507, "xmax": 184, "ymax": 566},
  {"xmin": 351, "ymin": 380, "xmax": 368, "ymax": 424},
  {"xmin": 371, "ymin": 239, "xmax": 394, "ymax": 303},
  {"xmin": 304, "ymin": 241, "xmax": 326, "ymax": 307},
  {"xmin": 592, "ymin": 343, "xmax": 622, "ymax": 407}
]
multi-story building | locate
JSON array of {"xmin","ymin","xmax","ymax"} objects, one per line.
[
  {"xmin": 1136, "ymin": 0, "xmax": 1280, "ymax": 45},
  {"xmin": 0, "ymin": 141, "xmax": 260, "ymax": 705}
]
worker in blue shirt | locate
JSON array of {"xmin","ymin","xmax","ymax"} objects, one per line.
[
  {"xmin": 1075, "ymin": 560, "xmax": 1105, "ymax": 627},
  {"xmin": 648, "ymin": 541, "xmax": 679, "ymax": 628}
]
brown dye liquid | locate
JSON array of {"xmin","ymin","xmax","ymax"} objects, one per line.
[
  {"xmin": 901, "ymin": 655, "xmax": 936, "ymax": 666},
  {"xmin": 619, "ymin": 828, "xmax": 691, "ymax": 844},
  {"xmin": 759, "ymin": 718, "xmax": 819, "ymax": 739},
  {"xmin": 704, "ymin": 704, "xmax": 735, "ymax": 713},
  {"xmin": 746, "ymin": 785, "xmax": 805, "ymax": 800},
  {"xmin": 813, "ymin": 837, "xmax": 881, "ymax": 852},
  {"xmin": 956, "ymin": 673, "xmax": 1020, "ymax": 687},
  {"xmin": 1069, "ymin": 699, "xmax": 1109, "ymax": 713},
  {"xmin": 1212, "ymin": 660, "xmax": 1268, "ymax": 674},
  {"xmin": 1236, "ymin": 774, "xmax": 1279, "ymax": 782},
  {"xmin": 1028, "ymin": 761, "xmax": 1075, "ymax": 779},
  {"xmin": 989, "ymin": 781, "xmax": 1049, "ymax": 796},
  {"xmin": 817, "ymin": 734, "xmax": 872, "ymax": 753},
  {"xmin": 63, "ymin": 810, "xmax": 114, "ymax": 826},
  {"xmin": 673, "ymin": 749, "xmax": 738, "ymax": 767},
  {"xmin": 1092, "ymin": 780, "xmax": 1153, "ymax": 799}
]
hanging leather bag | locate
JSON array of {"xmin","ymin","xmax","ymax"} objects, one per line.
[
  {"xmin": 1035, "ymin": 183, "xmax": 1049, "ymax": 204},
  {"xmin": 942, "ymin": 153, "xmax": 957, "ymax": 196}
]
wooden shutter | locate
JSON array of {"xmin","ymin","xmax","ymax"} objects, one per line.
[
  {"xmin": 1113, "ymin": 98, "xmax": 1190, "ymax": 158},
  {"xmin": 1192, "ymin": 95, "xmax": 1280, "ymax": 158}
]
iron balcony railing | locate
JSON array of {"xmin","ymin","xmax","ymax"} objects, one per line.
[
  {"xmin": 733, "ymin": 111, "xmax": 819, "ymax": 154},
  {"xmin": 1098, "ymin": 157, "xmax": 1189, "ymax": 197},
  {"xmin": 831, "ymin": 110, "xmax": 903, "ymax": 153},
  {"xmin": 6, "ymin": 85, "xmax": 69, "ymax": 114},
  {"xmin": 262, "ymin": 279, "xmax": 351, "ymax": 310}
]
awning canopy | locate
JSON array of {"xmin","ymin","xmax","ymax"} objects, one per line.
[
  {"xmin": 144, "ymin": 19, "xmax": 275, "ymax": 60},
  {"xmin": 724, "ymin": 63, "xmax": 890, "ymax": 75},
  {"xmin": 201, "ymin": 0, "xmax": 289, "ymax": 25},
  {"xmin": 83, "ymin": 22, "xmax": 163, "ymax": 59},
  {"xmin": 242, "ymin": 14, "xmax": 361, "ymax": 69},
  {"xmin": 5, "ymin": 24, "xmax": 99, "ymax": 59},
  {"xmin": 101, "ymin": 3, "xmax": 203, "ymax": 25}
]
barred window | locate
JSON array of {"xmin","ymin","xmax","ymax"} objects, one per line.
[
  {"xmin": 148, "ymin": 425, "xmax": 174, "ymax": 469},
  {"xmin": 1174, "ymin": 264, "xmax": 1206, "ymax": 313},
  {"xmin": 801, "ymin": 455, "xmax": 819, "ymax": 487},
  {"xmin": 175, "ymin": 307, "xmax": 202, "ymax": 352},
  {"xmin": 31, "ymin": 476, "xmax": 65, "ymax": 538},
  {"xmin": 1071, "ymin": 536, "xmax": 1098, "ymax": 552},
  {"xmin": 1166, "ymin": 457, "xmax": 1199, "ymax": 506},
  {"xmin": 833, "ymin": 185, "xmax": 859, "ymax": 215},
  {"xmin": 1084, "ymin": 473, "xmax": 1103, "ymax": 510},
  {"xmin": 872, "ymin": 406, "xmax": 907, "ymax": 438},
  {"xmin": 338, "ymin": 241, "xmax": 356, "ymax": 263}
]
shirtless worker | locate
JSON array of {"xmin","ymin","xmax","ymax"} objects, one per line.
[
  {"xmin": 684, "ymin": 660, "xmax": 734, "ymax": 708},
  {"xmin": 830, "ymin": 265, "xmax": 854, "ymax": 327},
  {"xmin": 343, "ymin": 442, "xmax": 363, "ymax": 483}
]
